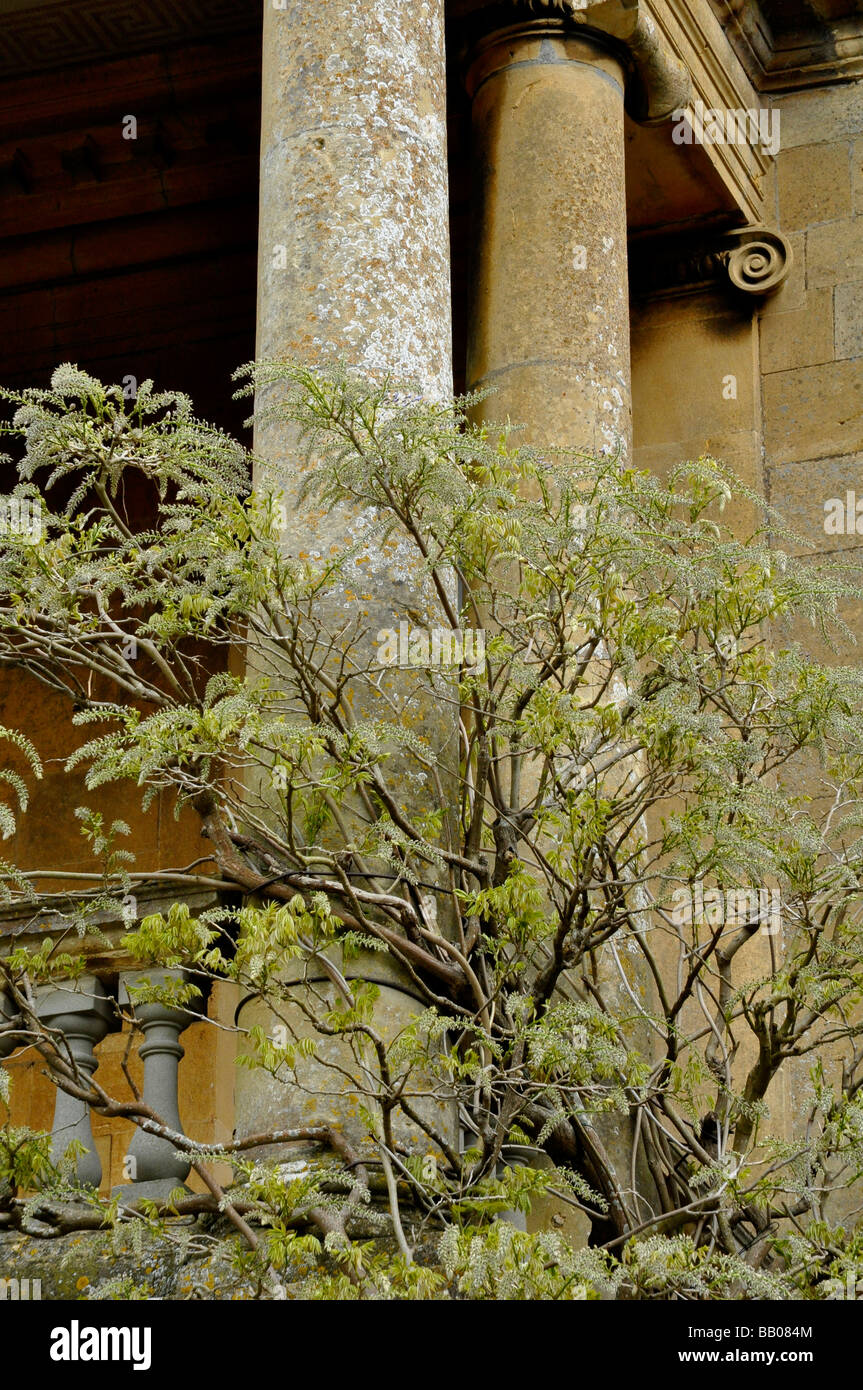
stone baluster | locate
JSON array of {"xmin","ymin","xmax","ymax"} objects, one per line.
[
  {"xmin": 35, "ymin": 975, "xmax": 113, "ymax": 1188},
  {"xmin": 0, "ymin": 987, "xmax": 21, "ymax": 1060},
  {"xmin": 116, "ymin": 968, "xmax": 192, "ymax": 1200}
]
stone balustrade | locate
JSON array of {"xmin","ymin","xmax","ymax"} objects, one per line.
[{"xmin": 0, "ymin": 967, "xmax": 195, "ymax": 1198}]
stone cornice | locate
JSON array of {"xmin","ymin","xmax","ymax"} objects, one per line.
[
  {"xmin": 708, "ymin": 0, "xmax": 863, "ymax": 91},
  {"xmin": 0, "ymin": 883, "xmax": 222, "ymax": 975},
  {"xmin": 649, "ymin": 0, "xmax": 768, "ymax": 223}
]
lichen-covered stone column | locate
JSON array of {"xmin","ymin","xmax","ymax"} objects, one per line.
[
  {"xmin": 256, "ymin": 0, "xmax": 453, "ymax": 463},
  {"xmin": 242, "ymin": 0, "xmax": 457, "ymax": 1158},
  {"xmin": 466, "ymin": 19, "xmax": 632, "ymax": 457}
]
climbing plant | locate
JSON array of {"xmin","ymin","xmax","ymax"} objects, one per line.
[{"xmin": 1, "ymin": 362, "xmax": 863, "ymax": 1299}]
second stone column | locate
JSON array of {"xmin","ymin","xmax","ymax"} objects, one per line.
[{"xmin": 466, "ymin": 20, "xmax": 632, "ymax": 459}]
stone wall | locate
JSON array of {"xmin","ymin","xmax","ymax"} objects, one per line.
[
  {"xmin": 630, "ymin": 66, "xmax": 863, "ymax": 1197},
  {"xmin": 762, "ymin": 83, "xmax": 863, "ymax": 612}
]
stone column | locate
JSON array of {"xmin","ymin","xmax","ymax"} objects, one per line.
[
  {"xmin": 116, "ymin": 969, "xmax": 192, "ymax": 1200},
  {"xmin": 240, "ymin": 0, "xmax": 458, "ymax": 1158},
  {"xmin": 467, "ymin": 22, "xmax": 631, "ymax": 456},
  {"xmin": 462, "ymin": 3, "xmax": 689, "ymax": 1207},
  {"xmin": 253, "ymin": 0, "xmax": 454, "ymax": 629},
  {"xmin": 464, "ymin": 2, "xmax": 690, "ymax": 455},
  {"xmin": 36, "ymin": 976, "xmax": 113, "ymax": 1188},
  {"xmin": 256, "ymin": 0, "xmax": 453, "ymax": 464}
]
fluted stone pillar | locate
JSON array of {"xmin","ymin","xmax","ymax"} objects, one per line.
[
  {"xmin": 116, "ymin": 969, "xmax": 191, "ymax": 1200},
  {"xmin": 241, "ymin": 0, "xmax": 458, "ymax": 1158},
  {"xmin": 36, "ymin": 976, "xmax": 112, "ymax": 1188}
]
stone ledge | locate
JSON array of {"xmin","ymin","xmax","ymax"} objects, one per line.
[
  {"xmin": 0, "ymin": 882, "xmax": 223, "ymax": 966},
  {"xmin": 0, "ymin": 1211, "xmax": 441, "ymax": 1300}
]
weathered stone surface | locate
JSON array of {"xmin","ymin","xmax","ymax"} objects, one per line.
[
  {"xmin": 760, "ymin": 288, "xmax": 834, "ymax": 374},
  {"xmin": 631, "ymin": 286, "xmax": 742, "ymax": 330},
  {"xmin": 235, "ymin": 947, "xmax": 457, "ymax": 1163},
  {"xmin": 634, "ymin": 430, "xmax": 763, "ymax": 535},
  {"xmin": 463, "ymin": 16, "xmax": 676, "ymax": 1207},
  {"xmin": 772, "ymin": 592, "xmax": 863, "ymax": 672},
  {"xmin": 0, "ymin": 1223, "xmax": 285, "ymax": 1300},
  {"xmin": 0, "ymin": 1228, "xmax": 184, "ymax": 1302},
  {"xmin": 807, "ymin": 217, "xmax": 863, "ymax": 288},
  {"xmin": 766, "ymin": 452, "xmax": 863, "ymax": 556},
  {"xmin": 0, "ymin": 1211, "xmax": 445, "ymax": 1300},
  {"xmin": 776, "ymin": 141, "xmax": 853, "ymax": 232},
  {"xmin": 777, "ymin": 85, "xmax": 863, "ymax": 151},
  {"xmin": 255, "ymin": 0, "xmax": 452, "ymax": 420},
  {"xmin": 758, "ymin": 229, "xmax": 807, "ymax": 316},
  {"xmin": 632, "ymin": 311, "xmax": 758, "ymax": 448},
  {"xmin": 244, "ymin": 0, "xmax": 458, "ymax": 1154},
  {"xmin": 835, "ymin": 281, "xmax": 863, "ymax": 360},
  {"xmin": 466, "ymin": 24, "xmax": 631, "ymax": 458},
  {"xmin": 763, "ymin": 359, "xmax": 863, "ymax": 466}
]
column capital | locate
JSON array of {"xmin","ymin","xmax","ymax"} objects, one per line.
[
  {"xmin": 630, "ymin": 224, "xmax": 793, "ymax": 301},
  {"xmin": 462, "ymin": 1, "xmax": 691, "ymax": 124}
]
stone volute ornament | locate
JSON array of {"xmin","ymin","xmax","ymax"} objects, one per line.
[
  {"xmin": 720, "ymin": 226, "xmax": 792, "ymax": 296},
  {"xmin": 630, "ymin": 224, "xmax": 793, "ymax": 300}
]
